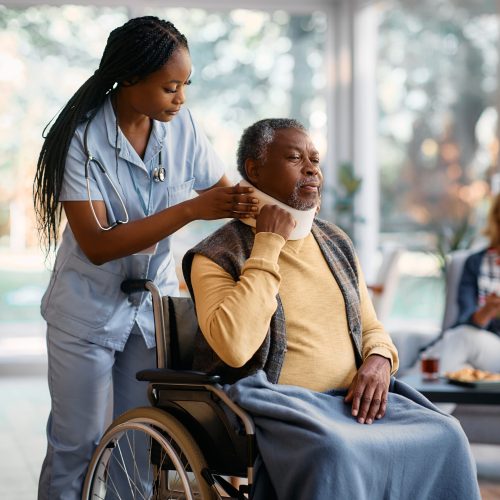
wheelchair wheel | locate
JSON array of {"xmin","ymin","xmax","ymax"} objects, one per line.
[{"xmin": 82, "ymin": 407, "xmax": 216, "ymax": 500}]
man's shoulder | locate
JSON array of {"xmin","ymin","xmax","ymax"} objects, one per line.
[
  {"xmin": 196, "ymin": 219, "xmax": 253, "ymax": 247},
  {"xmin": 182, "ymin": 220, "xmax": 254, "ymax": 286},
  {"xmin": 313, "ymin": 218, "xmax": 352, "ymax": 243},
  {"xmin": 184, "ymin": 220, "xmax": 254, "ymax": 263}
]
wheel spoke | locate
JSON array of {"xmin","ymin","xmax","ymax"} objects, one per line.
[
  {"xmin": 147, "ymin": 433, "xmax": 152, "ymax": 493},
  {"xmin": 83, "ymin": 412, "xmax": 212, "ymax": 500},
  {"xmin": 102, "ymin": 463, "xmax": 125, "ymax": 500},
  {"xmin": 153, "ymin": 443, "xmax": 169, "ymax": 494},
  {"xmin": 113, "ymin": 440, "xmax": 148, "ymax": 500},
  {"xmin": 125, "ymin": 430, "xmax": 147, "ymax": 498}
]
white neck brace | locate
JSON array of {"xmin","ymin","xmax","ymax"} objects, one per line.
[{"xmin": 239, "ymin": 179, "xmax": 316, "ymax": 240}]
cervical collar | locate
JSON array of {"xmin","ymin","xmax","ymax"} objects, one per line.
[{"xmin": 239, "ymin": 179, "xmax": 317, "ymax": 240}]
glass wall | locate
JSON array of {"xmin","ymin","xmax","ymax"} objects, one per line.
[{"xmin": 377, "ymin": 0, "xmax": 498, "ymax": 253}]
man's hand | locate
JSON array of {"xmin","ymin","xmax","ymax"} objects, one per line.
[
  {"xmin": 344, "ymin": 354, "xmax": 391, "ymax": 424},
  {"xmin": 256, "ymin": 205, "xmax": 296, "ymax": 240}
]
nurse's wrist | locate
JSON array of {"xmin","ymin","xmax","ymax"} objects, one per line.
[{"xmin": 179, "ymin": 197, "xmax": 200, "ymax": 223}]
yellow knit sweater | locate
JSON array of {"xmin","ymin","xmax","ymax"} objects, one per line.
[{"xmin": 191, "ymin": 231, "xmax": 399, "ymax": 392}]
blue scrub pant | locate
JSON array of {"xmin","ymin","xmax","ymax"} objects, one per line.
[{"xmin": 37, "ymin": 325, "xmax": 156, "ymax": 500}]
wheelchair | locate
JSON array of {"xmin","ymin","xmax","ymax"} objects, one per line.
[{"xmin": 81, "ymin": 279, "xmax": 257, "ymax": 500}]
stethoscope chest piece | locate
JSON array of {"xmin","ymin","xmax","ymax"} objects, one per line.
[{"xmin": 153, "ymin": 167, "xmax": 166, "ymax": 182}]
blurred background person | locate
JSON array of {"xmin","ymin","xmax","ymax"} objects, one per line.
[{"xmin": 422, "ymin": 193, "xmax": 500, "ymax": 373}]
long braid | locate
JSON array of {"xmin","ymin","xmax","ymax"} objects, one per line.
[{"xmin": 34, "ymin": 16, "xmax": 188, "ymax": 253}]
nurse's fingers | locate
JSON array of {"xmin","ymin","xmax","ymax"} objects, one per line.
[
  {"xmin": 229, "ymin": 183, "xmax": 254, "ymax": 194},
  {"xmin": 227, "ymin": 184, "xmax": 259, "ymax": 216},
  {"xmin": 232, "ymin": 204, "xmax": 259, "ymax": 218},
  {"xmin": 232, "ymin": 202, "xmax": 259, "ymax": 213},
  {"xmin": 231, "ymin": 194, "xmax": 260, "ymax": 205}
]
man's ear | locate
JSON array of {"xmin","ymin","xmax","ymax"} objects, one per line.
[{"xmin": 245, "ymin": 158, "xmax": 260, "ymax": 184}]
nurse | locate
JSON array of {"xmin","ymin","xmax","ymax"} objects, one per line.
[{"xmin": 33, "ymin": 16, "xmax": 257, "ymax": 500}]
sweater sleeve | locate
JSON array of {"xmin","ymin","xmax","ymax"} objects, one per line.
[
  {"xmin": 357, "ymin": 259, "xmax": 399, "ymax": 374},
  {"xmin": 190, "ymin": 232, "xmax": 286, "ymax": 367}
]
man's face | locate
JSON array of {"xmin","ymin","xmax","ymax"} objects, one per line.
[{"xmin": 249, "ymin": 128, "xmax": 322, "ymax": 210}]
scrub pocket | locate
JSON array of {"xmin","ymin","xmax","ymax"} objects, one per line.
[
  {"xmin": 42, "ymin": 253, "xmax": 122, "ymax": 330},
  {"xmin": 167, "ymin": 178, "xmax": 195, "ymax": 207}
]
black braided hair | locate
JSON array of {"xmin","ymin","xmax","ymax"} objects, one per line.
[
  {"xmin": 34, "ymin": 16, "xmax": 188, "ymax": 252},
  {"xmin": 236, "ymin": 118, "xmax": 306, "ymax": 181}
]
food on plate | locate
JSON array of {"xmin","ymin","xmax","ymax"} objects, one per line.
[{"xmin": 445, "ymin": 367, "xmax": 500, "ymax": 382}]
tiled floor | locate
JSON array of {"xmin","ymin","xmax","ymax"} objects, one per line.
[
  {"xmin": 0, "ymin": 374, "xmax": 48, "ymax": 499},
  {"xmin": 1, "ymin": 370, "xmax": 499, "ymax": 500}
]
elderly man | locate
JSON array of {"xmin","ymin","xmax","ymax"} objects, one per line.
[{"xmin": 182, "ymin": 119, "xmax": 480, "ymax": 500}]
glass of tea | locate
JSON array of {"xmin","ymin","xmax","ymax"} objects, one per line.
[{"xmin": 420, "ymin": 354, "xmax": 440, "ymax": 381}]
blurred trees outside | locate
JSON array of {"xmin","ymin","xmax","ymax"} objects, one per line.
[
  {"xmin": 377, "ymin": 0, "xmax": 498, "ymax": 252},
  {"xmin": 0, "ymin": 6, "xmax": 129, "ymax": 250}
]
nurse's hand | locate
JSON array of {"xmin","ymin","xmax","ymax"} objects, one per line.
[{"xmin": 192, "ymin": 183, "xmax": 259, "ymax": 220}]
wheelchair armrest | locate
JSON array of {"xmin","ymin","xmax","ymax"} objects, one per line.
[{"xmin": 136, "ymin": 368, "xmax": 221, "ymax": 385}]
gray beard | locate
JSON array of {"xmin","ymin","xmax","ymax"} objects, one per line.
[{"xmin": 286, "ymin": 187, "xmax": 318, "ymax": 211}]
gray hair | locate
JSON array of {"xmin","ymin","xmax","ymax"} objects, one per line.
[{"xmin": 236, "ymin": 118, "xmax": 306, "ymax": 181}]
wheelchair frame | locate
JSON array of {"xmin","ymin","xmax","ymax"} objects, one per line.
[{"xmin": 82, "ymin": 279, "xmax": 257, "ymax": 500}]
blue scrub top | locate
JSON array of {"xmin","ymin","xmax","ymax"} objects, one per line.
[{"xmin": 41, "ymin": 97, "xmax": 225, "ymax": 350}]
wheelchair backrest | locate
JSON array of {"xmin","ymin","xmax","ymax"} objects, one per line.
[{"xmin": 161, "ymin": 296, "xmax": 199, "ymax": 370}]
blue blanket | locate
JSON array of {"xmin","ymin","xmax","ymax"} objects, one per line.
[{"xmin": 224, "ymin": 372, "xmax": 480, "ymax": 500}]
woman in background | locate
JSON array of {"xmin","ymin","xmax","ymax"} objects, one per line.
[{"xmin": 423, "ymin": 193, "xmax": 500, "ymax": 373}]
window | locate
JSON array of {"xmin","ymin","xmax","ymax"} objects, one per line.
[{"xmin": 377, "ymin": 0, "xmax": 498, "ymax": 250}]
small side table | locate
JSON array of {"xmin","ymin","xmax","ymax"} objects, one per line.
[{"xmin": 398, "ymin": 374, "xmax": 500, "ymax": 405}]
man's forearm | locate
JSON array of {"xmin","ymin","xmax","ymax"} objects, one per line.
[
  {"xmin": 357, "ymin": 259, "xmax": 399, "ymax": 373},
  {"xmin": 190, "ymin": 232, "xmax": 285, "ymax": 367}
]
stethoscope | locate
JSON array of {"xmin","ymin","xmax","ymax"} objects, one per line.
[{"xmin": 83, "ymin": 115, "xmax": 166, "ymax": 230}]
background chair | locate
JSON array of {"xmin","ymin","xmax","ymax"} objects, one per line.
[
  {"xmin": 380, "ymin": 246, "xmax": 442, "ymax": 370},
  {"xmin": 368, "ymin": 244, "xmax": 404, "ymax": 324}
]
